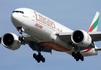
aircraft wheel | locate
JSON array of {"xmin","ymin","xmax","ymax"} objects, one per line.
[
  {"xmin": 77, "ymin": 52, "xmax": 84, "ymax": 61},
  {"xmin": 33, "ymin": 53, "xmax": 45, "ymax": 63},
  {"xmin": 72, "ymin": 52, "xmax": 75, "ymax": 57},
  {"xmin": 33, "ymin": 53, "xmax": 36, "ymax": 58},
  {"xmin": 38, "ymin": 54, "xmax": 45, "ymax": 63},
  {"xmin": 42, "ymin": 57, "xmax": 45, "ymax": 63},
  {"xmin": 36, "ymin": 57, "xmax": 41, "ymax": 63},
  {"xmin": 19, "ymin": 36, "xmax": 24, "ymax": 41},
  {"xmin": 75, "ymin": 57, "xmax": 79, "ymax": 61},
  {"xmin": 72, "ymin": 52, "xmax": 84, "ymax": 61},
  {"xmin": 80, "ymin": 55, "xmax": 84, "ymax": 61}
]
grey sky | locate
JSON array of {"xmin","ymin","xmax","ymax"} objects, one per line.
[{"xmin": 0, "ymin": 0, "xmax": 101, "ymax": 70}]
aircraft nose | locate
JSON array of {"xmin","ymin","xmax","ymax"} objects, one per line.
[
  {"xmin": 11, "ymin": 12, "xmax": 23, "ymax": 27},
  {"xmin": 11, "ymin": 13, "xmax": 22, "ymax": 22}
]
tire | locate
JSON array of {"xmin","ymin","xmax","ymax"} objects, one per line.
[
  {"xmin": 75, "ymin": 57, "xmax": 79, "ymax": 61},
  {"xmin": 37, "ymin": 58, "xmax": 40, "ymax": 63},
  {"xmin": 42, "ymin": 57, "xmax": 45, "ymax": 63},
  {"xmin": 33, "ymin": 53, "xmax": 36, "ymax": 58},
  {"xmin": 72, "ymin": 52, "xmax": 75, "ymax": 56},
  {"xmin": 74, "ymin": 52, "xmax": 80, "ymax": 61},
  {"xmin": 80, "ymin": 56, "xmax": 84, "ymax": 61}
]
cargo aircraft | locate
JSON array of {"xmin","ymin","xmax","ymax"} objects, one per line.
[{"xmin": 1, "ymin": 8, "xmax": 101, "ymax": 63}]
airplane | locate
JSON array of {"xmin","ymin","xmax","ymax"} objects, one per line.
[{"xmin": 1, "ymin": 8, "xmax": 101, "ymax": 63}]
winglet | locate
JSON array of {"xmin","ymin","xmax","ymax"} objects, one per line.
[{"xmin": 88, "ymin": 12, "xmax": 100, "ymax": 32}]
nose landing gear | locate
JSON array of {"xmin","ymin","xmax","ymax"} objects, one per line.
[
  {"xmin": 17, "ymin": 27, "xmax": 25, "ymax": 41},
  {"xmin": 17, "ymin": 27, "xmax": 46, "ymax": 63}
]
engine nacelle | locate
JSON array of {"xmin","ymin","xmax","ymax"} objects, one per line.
[
  {"xmin": 1, "ymin": 33, "xmax": 21, "ymax": 50},
  {"xmin": 71, "ymin": 30, "xmax": 92, "ymax": 47}
]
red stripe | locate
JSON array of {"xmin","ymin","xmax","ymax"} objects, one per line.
[{"xmin": 82, "ymin": 48, "xmax": 92, "ymax": 53}]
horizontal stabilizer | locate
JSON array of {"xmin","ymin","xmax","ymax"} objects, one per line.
[{"xmin": 95, "ymin": 48, "xmax": 101, "ymax": 51}]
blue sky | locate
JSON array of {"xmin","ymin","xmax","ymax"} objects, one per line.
[{"xmin": 0, "ymin": 0, "xmax": 101, "ymax": 70}]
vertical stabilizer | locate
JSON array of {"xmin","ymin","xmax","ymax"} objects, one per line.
[{"xmin": 88, "ymin": 12, "xmax": 100, "ymax": 32}]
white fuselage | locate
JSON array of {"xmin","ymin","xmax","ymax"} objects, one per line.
[{"xmin": 11, "ymin": 8, "xmax": 98, "ymax": 56}]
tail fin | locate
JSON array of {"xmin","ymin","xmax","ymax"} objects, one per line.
[{"xmin": 88, "ymin": 12, "xmax": 100, "ymax": 32}]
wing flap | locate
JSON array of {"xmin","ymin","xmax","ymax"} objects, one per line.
[{"xmin": 56, "ymin": 32, "xmax": 72, "ymax": 43}]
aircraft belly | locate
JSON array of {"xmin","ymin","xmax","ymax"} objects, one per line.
[{"xmin": 40, "ymin": 42, "xmax": 70, "ymax": 52}]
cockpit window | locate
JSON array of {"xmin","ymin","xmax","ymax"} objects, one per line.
[{"xmin": 12, "ymin": 11, "xmax": 24, "ymax": 14}]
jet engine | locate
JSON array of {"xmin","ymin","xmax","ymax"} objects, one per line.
[
  {"xmin": 1, "ymin": 33, "xmax": 21, "ymax": 50},
  {"xmin": 71, "ymin": 30, "xmax": 92, "ymax": 47}
]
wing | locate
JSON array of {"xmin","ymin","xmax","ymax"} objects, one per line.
[
  {"xmin": 56, "ymin": 31, "xmax": 101, "ymax": 43},
  {"xmin": 89, "ymin": 31, "xmax": 101, "ymax": 41}
]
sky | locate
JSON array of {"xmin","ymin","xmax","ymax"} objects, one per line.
[{"xmin": 0, "ymin": 0, "xmax": 101, "ymax": 70}]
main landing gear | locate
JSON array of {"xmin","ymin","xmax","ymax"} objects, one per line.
[
  {"xmin": 72, "ymin": 52, "xmax": 84, "ymax": 61},
  {"xmin": 71, "ymin": 43, "xmax": 84, "ymax": 61},
  {"xmin": 29, "ymin": 42, "xmax": 46, "ymax": 63},
  {"xmin": 33, "ymin": 52, "xmax": 45, "ymax": 63}
]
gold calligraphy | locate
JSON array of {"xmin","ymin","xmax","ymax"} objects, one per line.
[{"xmin": 34, "ymin": 12, "xmax": 56, "ymax": 29}]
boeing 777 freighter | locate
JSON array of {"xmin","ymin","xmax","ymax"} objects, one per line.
[{"xmin": 1, "ymin": 8, "xmax": 101, "ymax": 63}]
